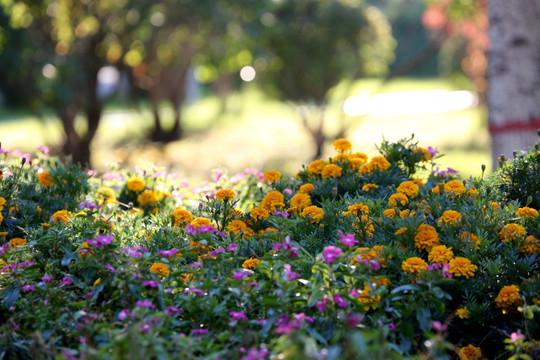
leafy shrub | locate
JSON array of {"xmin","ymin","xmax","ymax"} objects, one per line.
[{"xmin": 0, "ymin": 139, "xmax": 538, "ymax": 360}]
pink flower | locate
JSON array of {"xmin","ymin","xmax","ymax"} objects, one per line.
[
  {"xmin": 284, "ymin": 264, "xmax": 300, "ymax": 281},
  {"xmin": 21, "ymin": 284, "xmax": 35, "ymax": 292},
  {"xmin": 60, "ymin": 277, "xmax": 72, "ymax": 286},
  {"xmin": 314, "ymin": 298, "xmax": 330, "ymax": 311},
  {"xmin": 158, "ymin": 248, "xmax": 180, "ymax": 257},
  {"xmin": 322, "ymin": 246, "xmax": 342, "ymax": 264},
  {"xmin": 118, "ymin": 309, "xmax": 131, "ymax": 321},
  {"xmin": 510, "ymin": 329, "xmax": 525, "ymax": 343},
  {"xmin": 227, "ymin": 243, "xmax": 238, "ymax": 252},
  {"xmin": 338, "ymin": 231, "xmax": 359, "ymax": 247},
  {"xmin": 432, "ymin": 321, "xmax": 448, "ymax": 332}
]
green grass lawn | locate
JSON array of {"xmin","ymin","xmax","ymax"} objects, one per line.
[{"xmin": 0, "ymin": 78, "xmax": 491, "ymax": 184}]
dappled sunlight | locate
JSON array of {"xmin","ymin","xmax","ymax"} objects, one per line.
[{"xmin": 343, "ymin": 90, "xmax": 478, "ymax": 117}]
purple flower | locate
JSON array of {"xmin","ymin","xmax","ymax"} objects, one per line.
[
  {"xmin": 370, "ymin": 260, "xmax": 381, "ymax": 270},
  {"xmin": 284, "ymin": 264, "xmax": 300, "ymax": 281},
  {"xmin": 389, "ymin": 322, "xmax": 397, "ymax": 331},
  {"xmin": 333, "ymin": 293, "xmax": 347, "ymax": 308},
  {"xmin": 314, "ymin": 298, "xmax": 330, "ymax": 312},
  {"xmin": 283, "ymin": 188, "xmax": 293, "ymax": 195},
  {"xmin": 183, "ymin": 287, "xmax": 207, "ymax": 296},
  {"xmin": 106, "ymin": 263, "xmax": 116, "ymax": 273},
  {"xmin": 165, "ymin": 306, "xmax": 182, "ymax": 316},
  {"xmin": 240, "ymin": 347, "xmax": 269, "ymax": 360},
  {"xmin": 233, "ymin": 270, "xmax": 251, "ymax": 280},
  {"xmin": 136, "ymin": 300, "xmax": 156, "ymax": 309},
  {"xmin": 21, "ymin": 284, "xmax": 35, "ymax": 292},
  {"xmin": 41, "ymin": 273, "xmax": 54, "ymax": 283},
  {"xmin": 273, "ymin": 211, "xmax": 290, "ymax": 218},
  {"xmin": 227, "ymin": 243, "xmax": 238, "ymax": 252},
  {"xmin": 118, "ymin": 309, "xmax": 130, "ymax": 321},
  {"xmin": 192, "ymin": 328, "xmax": 208, "ymax": 335},
  {"xmin": 158, "ymin": 248, "xmax": 180, "ymax": 257},
  {"xmin": 142, "ymin": 280, "xmax": 160, "ymax": 288},
  {"xmin": 322, "ymin": 246, "xmax": 342, "ymax": 264},
  {"xmin": 338, "ymin": 231, "xmax": 359, "ymax": 247},
  {"xmin": 274, "ymin": 314, "xmax": 301, "ymax": 335},
  {"xmin": 208, "ymin": 247, "xmax": 225, "ymax": 257},
  {"xmin": 87, "ymin": 235, "xmax": 113, "ymax": 247},
  {"xmin": 229, "ymin": 311, "xmax": 248, "ymax": 322},
  {"xmin": 428, "ymin": 146, "xmax": 439, "ymax": 157},
  {"xmin": 293, "ymin": 313, "xmax": 314, "ymax": 323}
]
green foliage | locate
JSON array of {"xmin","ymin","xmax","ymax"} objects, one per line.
[
  {"xmin": 0, "ymin": 137, "xmax": 538, "ymax": 359},
  {"xmin": 489, "ymin": 135, "xmax": 540, "ymax": 209}
]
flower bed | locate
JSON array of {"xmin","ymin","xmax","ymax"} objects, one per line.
[{"xmin": 0, "ymin": 137, "xmax": 538, "ymax": 359}]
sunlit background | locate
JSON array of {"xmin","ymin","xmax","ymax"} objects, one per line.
[{"xmin": 0, "ymin": 0, "xmax": 494, "ymax": 185}]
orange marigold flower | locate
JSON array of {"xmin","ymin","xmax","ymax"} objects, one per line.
[
  {"xmin": 494, "ymin": 285, "xmax": 522, "ymax": 310},
  {"xmin": 467, "ymin": 189, "xmax": 479, "ymax": 198},
  {"xmin": 415, "ymin": 147, "xmax": 432, "ymax": 162},
  {"xmin": 38, "ymin": 171, "xmax": 54, "ymax": 187},
  {"xmin": 342, "ymin": 203, "xmax": 369, "ymax": 216},
  {"xmin": 438, "ymin": 210, "xmax": 462, "ymax": 225},
  {"xmin": 307, "ymin": 160, "xmax": 326, "ymax": 176},
  {"xmin": 362, "ymin": 156, "xmax": 390, "ymax": 174},
  {"xmin": 361, "ymin": 183, "xmax": 378, "ymax": 192},
  {"xmin": 172, "ymin": 207, "xmax": 194, "ymax": 227},
  {"xmin": 301, "ymin": 205, "xmax": 324, "ymax": 223},
  {"xmin": 444, "ymin": 180, "xmax": 466, "ymax": 198},
  {"xmin": 227, "ymin": 219, "xmax": 248, "ymax": 235},
  {"xmin": 288, "ymin": 193, "xmax": 312, "ymax": 214},
  {"xmin": 127, "ymin": 177, "xmax": 146, "ymax": 192},
  {"xmin": 0, "ymin": 197, "xmax": 5, "ymax": 211},
  {"xmin": 428, "ymin": 245, "xmax": 453, "ymax": 264},
  {"xmin": 458, "ymin": 345, "xmax": 482, "ymax": 360},
  {"xmin": 456, "ymin": 307, "xmax": 469, "ymax": 319},
  {"xmin": 383, "ymin": 208, "xmax": 396, "ymax": 218},
  {"xmin": 250, "ymin": 207, "xmax": 269, "ymax": 221},
  {"xmin": 448, "ymin": 257, "xmax": 476, "ymax": 278},
  {"xmin": 332, "ymin": 154, "xmax": 349, "ymax": 163},
  {"xmin": 348, "ymin": 153, "xmax": 368, "ymax": 170},
  {"xmin": 394, "ymin": 227, "xmax": 407, "ymax": 236},
  {"xmin": 401, "ymin": 257, "xmax": 428, "ymax": 274},
  {"xmin": 352, "ymin": 214, "xmax": 375, "ymax": 238},
  {"xmin": 51, "ymin": 210, "xmax": 70, "ymax": 224},
  {"xmin": 97, "ymin": 187, "xmax": 116, "ymax": 204},
  {"xmin": 431, "ymin": 183, "xmax": 443, "ymax": 194},
  {"xmin": 150, "ymin": 262, "xmax": 170, "ymax": 277},
  {"xmin": 0, "ymin": 213, "xmax": 3, "ymax": 225},
  {"xmin": 0, "ymin": 231, "xmax": 8, "ymax": 238},
  {"xmin": 93, "ymin": 278, "xmax": 101, "ymax": 286},
  {"xmin": 459, "ymin": 232, "xmax": 481, "ymax": 249},
  {"xmin": 137, "ymin": 190, "xmax": 158, "ymax": 207},
  {"xmin": 399, "ymin": 209, "xmax": 416, "ymax": 219},
  {"xmin": 298, "ymin": 183, "xmax": 315, "ymax": 193},
  {"xmin": 414, "ymin": 224, "xmax": 440, "ymax": 252},
  {"xmin": 215, "ymin": 189, "xmax": 236, "ymax": 201},
  {"xmin": 333, "ymin": 138, "xmax": 352, "ymax": 153},
  {"xmin": 321, "ymin": 164, "xmax": 343, "ymax": 179},
  {"xmin": 499, "ymin": 223, "xmax": 527, "ymax": 242},
  {"xmin": 519, "ymin": 235, "xmax": 540, "ymax": 256},
  {"xmin": 9, "ymin": 238, "xmax": 26, "ymax": 249},
  {"xmin": 397, "ymin": 181, "xmax": 419, "ymax": 198},
  {"xmin": 261, "ymin": 190, "xmax": 285, "ymax": 212},
  {"xmin": 263, "ymin": 170, "xmax": 282, "ymax": 184},
  {"xmin": 516, "ymin": 206, "xmax": 538, "ymax": 218},
  {"xmin": 191, "ymin": 217, "xmax": 212, "ymax": 228},
  {"xmin": 388, "ymin": 193, "xmax": 409, "ymax": 207},
  {"xmin": 242, "ymin": 257, "xmax": 263, "ymax": 270}
]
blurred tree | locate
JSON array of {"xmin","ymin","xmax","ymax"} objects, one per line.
[
  {"xmin": 421, "ymin": 0, "xmax": 488, "ymax": 102},
  {"xmin": 253, "ymin": 0, "xmax": 395, "ymax": 159},
  {"xmin": 0, "ymin": 0, "xmax": 150, "ymax": 167},
  {"xmin": 126, "ymin": 1, "xmax": 258, "ymax": 142},
  {"xmin": 487, "ymin": 0, "xmax": 540, "ymax": 169}
]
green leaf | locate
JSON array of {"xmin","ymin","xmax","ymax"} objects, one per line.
[
  {"xmin": 4, "ymin": 286, "xmax": 20, "ymax": 308},
  {"xmin": 416, "ymin": 307, "xmax": 431, "ymax": 332},
  {"xmin": 306, "ymin": 327, "xmax": 328, "ymax": 345},
  {"xmin": 390, "ymin": 284, "xmax": 420, "ymax": 294}
]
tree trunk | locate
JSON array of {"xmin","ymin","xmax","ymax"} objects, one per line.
[{"xmin": 487, "ymin": 0, "xmax": 540, "ymax": 169}]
